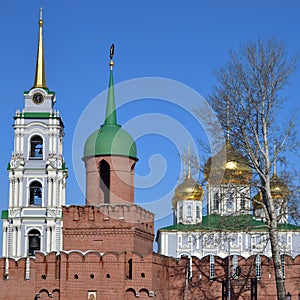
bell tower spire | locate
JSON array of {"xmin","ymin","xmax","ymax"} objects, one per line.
[{"xmin": 33, "ymin": 7, "xmax": 47, "ymax": 89}]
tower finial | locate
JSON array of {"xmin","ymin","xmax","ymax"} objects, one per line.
[
  {"xmin": 104, "ymin": 44, "xmax": 117, "ymax": 125},
  {"xmin": 33, "ymin": 7, "xmax": 47, "ymax": 89},
  {"xmin": 109, "ymin": 44, "xmax": 115, "ymax": 70}
]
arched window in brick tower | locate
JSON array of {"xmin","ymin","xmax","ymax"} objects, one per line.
[
  {"xmin": 127, "ymin": 258, "xmax": 133, "ymax": 280},
  {"xmin": 30, "ymin": 135, "xmax": 43, "ymax": 159},
  {"xmin": 99, "ymin": 160, "xmax": 110, "ymax": 204}
]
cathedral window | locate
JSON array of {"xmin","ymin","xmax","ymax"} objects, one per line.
[
  {"xmin": 30, "ymin": 135, "xmax": 43, "ymax": 159},
  {"xmin": 256, "ymin": 255, "xmax": 261, "ymax": 279},
  {"xmin": 28, "ymin": 229, "xmax": 41, "ymax": 256},
  {"xmin": 240, "ymin": 197, "xmax": 246, "ymax": 210},
  {"xmin": 196, "ymin": 205, "xmax": 200, "ymax": 218},
  {"xmin": 209, "ymin": 255, "xmax": 215, "ymax": 279},
  {"xmin": 226, "ymin": 192, "xmax": 234, "ymax": 211},
  {"xmin": 29, "ymin": 181, "xmax": 42, "ymax": 206},
  {"xmin": 187, "ymin": 205, "xmax": 192, "ymax": 218},
  {"xmin": 179, "ymin": 205, "xmax": 183, "ymax": 219},
  {"xmin": 213, "ymin": 193, "xmax": 219, "ymax": 210},
  {"xmin": 99, "ymin": 160, "xmax": 110, "ymax": 204}
]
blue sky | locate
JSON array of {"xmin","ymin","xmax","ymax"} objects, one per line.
[{"xmin": 0, "ymin": 1, "xmax": 300, "ymax": 252}]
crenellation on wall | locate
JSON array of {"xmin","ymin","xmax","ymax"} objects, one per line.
[{"xmin": 0, "ymin": 252, "xmax": 300, "ymax": 299}]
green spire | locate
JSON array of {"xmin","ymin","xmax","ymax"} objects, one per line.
[
  {"xmin": 83, "ymin": 44, "xmax": 137, "ymax": 159},
  {"xmin": 104, "ymin": 69, "xmax": 117, "ymax": 125}
]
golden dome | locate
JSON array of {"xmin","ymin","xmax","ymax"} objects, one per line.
[
  {"xmin": 172, "ymin": 175, "xmax": 204, "ymax": 207},
  {"xmin": 204, "ymin": 142, "xmax": 252, "ymax": 185},
  {"xmin": 252, "ymin": 173, "xmax": 289, "ymax": 210},
  {"xmin": 270, "ymin": 173, "xmax": 289, "ymax": 199}
]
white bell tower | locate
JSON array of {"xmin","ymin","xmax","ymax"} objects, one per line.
[{"xmin": 2, "ymin": 9, "xmax": 68, "ymax": 258}]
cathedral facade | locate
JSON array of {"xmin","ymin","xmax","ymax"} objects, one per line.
[{"xmin": 157, "ymin": 143, "xmax": 300, "ymax": 260}]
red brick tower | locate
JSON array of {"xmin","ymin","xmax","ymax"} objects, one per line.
[
  {"xmin": 63, "ymin": 45, "xmax": 154, "ymax": 254},
  {"xmin": 83, "ymin": 46, "xmax": 138, "ymax": 206}
]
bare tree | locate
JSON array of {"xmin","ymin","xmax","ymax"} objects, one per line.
[{"xmin": 206, "ymin": 38, "xmax": 298, "ymax": 299}]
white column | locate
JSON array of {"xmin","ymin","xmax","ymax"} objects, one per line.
[
  {"xmin": 58, "ymin": 179, "xmax": 62, "ymax": 207},
  {"xmin": 49, "ymin": 130, "xmax": 53, "ymax": 154},
  {"xmin": 2, "ymin": 227, "xmax": 7, "ymax": 257},
  {"xmin": 53, "ymin": 131, "xmax": 57, "ymax": 154},
  {"xmin": 15, "ymin": 132, "xmax": 20, "ymax": 153},
  {"xmin": 12, "ymin": 228, "xmax": 16, "ymax": 257},
  {"xmin": 53, "ymin": 179, "xmax": 57, "ymax": 207},
  {"xmin": 51, "ymin": 226, "xmax": 55, "ymax": 251},
  {"xmin": 19, "ymin": 178, "xmax": 23, "ymax": 207},
  {"xmin": 48, "ymin": 178, "xmax": 53, "ymax": 207},
  {"xmin": 20, "ymin": 132, "xmax": 24, "ymax": 155},
  {"xmin": 17, "ymin": 227, "xmax": 21, "ymax": 257},
  {"xmin": 46, "ymin": 227, "xmax": 50, "ymax": 252},
  {"xmin": 9, "ymin": 179, "xmax": 13, "ymax": 208},
  {"xmin": 14, "ymin": 179, "xmax": 19, "ymax": 208}
]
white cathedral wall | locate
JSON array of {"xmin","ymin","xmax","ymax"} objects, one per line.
[{"xmin": 158, "ymin": 230, "xmax": 300, "ymax": 259}]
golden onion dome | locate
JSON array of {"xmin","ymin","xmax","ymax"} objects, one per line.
[
  {"xmin": 252, "ymin": 192, "xmax": 263, "ymax": 210},
  {"xmin": 252, "ymin": 172, "xmax": 289, "ymax": 210},
  {"xmin": 204, "ymin": 142, "xmax": 252, "ymax": 185},
  {"xmin": 172, "ymin": 175, "xmax": 204, "ymax": 207},
  {"xmin": 270, "ymin": 173, "xmax": 289, "ymax": 199}
]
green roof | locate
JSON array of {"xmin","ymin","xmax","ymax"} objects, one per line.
[
  {"xmin": 22, "ymin": 112, "xmax": 51, "ymax": 118},
  {"xmin": 24, "ymin": 88, "xmax": 55, "ymax": 95},
  {"xmin": 84, "ymin": 124, "xmax": 137, "ymax": 159},
  {"xmin": 83, "ymin": 69, "xmax": 137, "ymax": 159},
  {"xmin": 157, "ymin": 214, "xmax": 300, "ymax": 233},
  {"xmin": 1, "ymin": 210, "xmax": 8, "ymax": 220}
]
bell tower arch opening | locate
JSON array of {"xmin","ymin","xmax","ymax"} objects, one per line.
[
  {"xmin": 29, "ymin": 180, "xmax": 43, "ymax": 206},
  {"xmin": 28, "ymin": 229, "xmax": 41, "ymax": 256},
  {"xmin": 30, "ymin": 135, "xmax": 43, "ymax": 159}
]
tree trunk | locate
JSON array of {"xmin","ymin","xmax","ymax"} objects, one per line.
[{"xmin": 269, "ymin": 219, "xmax": 286, "ymax": 299}]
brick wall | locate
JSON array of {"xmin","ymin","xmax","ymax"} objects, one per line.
[
  {"xmin": 0, "ymin": 252, "xmax": 299, "ymax": 299},
  {"xmin": 62, "ymin": 205, "xmax": 154, "ymax": 254}
]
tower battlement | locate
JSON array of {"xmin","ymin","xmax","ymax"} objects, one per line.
[{"xmin": 62, "ymin": 205, "xmax": 154, "ymax": 254}]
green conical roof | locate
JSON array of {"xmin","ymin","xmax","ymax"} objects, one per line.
[{"xmin": 84, "ymin": 68, "xmax": 137, "ymax": 159}]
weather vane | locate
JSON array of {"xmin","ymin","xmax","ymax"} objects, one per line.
[{"xmin": 109, "ymin": 44, "xmax": 115, "ymax": 69}]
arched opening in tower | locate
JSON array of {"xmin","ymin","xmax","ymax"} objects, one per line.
[
  {"xmin": 29, "ymin": 181, "xmax": 42, "ymax": 206},
  {"xmin": 99, "ymin": 160, "xmax": 110, "ymax": 204},
  {"xmin": 28, "ymin": 229, "xmax": 41, "ymax": 256},
  {"xmin": 30, "ymin": 135, "xmax": 43, "ymax": 159}
]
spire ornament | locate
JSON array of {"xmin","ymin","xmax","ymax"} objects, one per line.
[
  {"xmin": 109, "ymin": 44, "xmax": 115, "ymax": 70},
  {"xmin": 33, "ymin": 7, "xmax": 47, "ymax": 89}
]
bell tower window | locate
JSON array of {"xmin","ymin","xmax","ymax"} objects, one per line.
[
  {"xmin": 30, "ymin": 135, "xmax": 43, "ymax": 159},
  {"xmin": 29, "ymin": 181, "xmax": 42, "ymax": 206},
  {"xmin": 28, "ymin": 229, "xmax": 41, "ymax": 256},
  {"xmin": 99, "ymin": 160, "xmax": 110, "ymax": 204}
]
